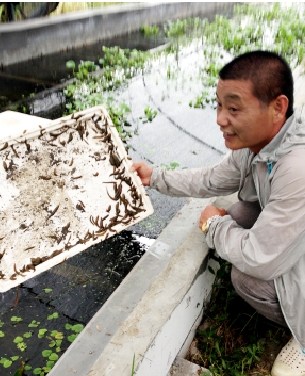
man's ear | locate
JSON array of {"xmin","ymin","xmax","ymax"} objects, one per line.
[{"xmin": 273, "ymin": 95, "xmax": 289, "ymax": 122}]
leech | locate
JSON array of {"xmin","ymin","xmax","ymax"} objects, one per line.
[
  {"xmin": 90, "ymin": 215, "xmax": 95, "ymax": 226},
  {"xmin": 0, "ymin": 249, "xmax": 5, "ymax": 261},
  {"xmin": 38, "ymin": 129, "xmax": 45, "ymax": 139},
  {"xmin": 62, "ymin": 222, "xmax": 70, "ymax": 232},
  {"xmin": 25, "ymin": 140, "xmax": 30, "ymax": 152},
  {"xmin": 94, "ymin": 216, "xmax": 100, "ymax": 226},
  {"xmin": 72, "ymin": 113, "xmax": 82, "ymax": 120},
  {"xmin": 47, "ymin": 136, "xmax": 57, "ymax": 143},
  {"xmin": 47, "ymin": 205, "xmax": 59, "ymax": 219},
  {"xmin": 39, "ymin": 176, "xmax": 52, "ymax": 180},
  {"xmin": 50, "ymin": 129, "xmax": 67, "ymax": 137},
  {"xmin": 24, "ymin": 246, "xmax": 35, "ymax": 251},
  {"xmin": 10, "ymin": 145, "xmax": 19, "ymax": 158},
  {"xmin": 0, "ymin": 142, "xmax": 8, "ymax": 151}
]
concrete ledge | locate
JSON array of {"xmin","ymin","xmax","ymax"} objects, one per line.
[
  {"xmin": 49, "ymin": 194, "xmax": 237, "ymax": 376},
  {"xmin": 0, "ymin": 2, "xmax": 236, "ymax": 66}
]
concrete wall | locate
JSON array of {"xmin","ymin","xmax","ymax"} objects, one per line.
[
  {"xmin": 48, "ymin": 194, "xmax": 237, "ymax": 376},
  {"xmin": 0, "ymin": 2, "xmax": 236, "ymax": 67}
]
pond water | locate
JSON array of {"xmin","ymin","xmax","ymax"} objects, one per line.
[
  {"xmin": 0, "ymin": 231, "xmax": 149, "ymax": 374},
  {"xmin": 0, "ymin": 30, "xmax": 167, "ymax": 109}
]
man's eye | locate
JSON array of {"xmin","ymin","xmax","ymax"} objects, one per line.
[
  {"xmin": 230, "ymin": 107, "xmax": 237, "ymax": 113},
  {"xmin": 216, "ymin": 102, "xmax": 222, "ymax": 108}
]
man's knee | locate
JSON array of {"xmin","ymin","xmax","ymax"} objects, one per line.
[
  {"xmin": 231, "ymin": 264, "xmax": 245, "ymax": 296},
  {"xmin": 227, "ymin": 200, "xmax": 261, "ymax": 229}
]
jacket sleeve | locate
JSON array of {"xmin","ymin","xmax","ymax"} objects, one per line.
[
  {"xmin": 206, "ymin": 149, "xmax": 305, "ymax": 280},
  {"xmin": 150, "ymin": 151, "xmax": 242, "ymax": 198}
]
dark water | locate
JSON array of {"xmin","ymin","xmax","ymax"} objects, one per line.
[
  {"xmin": 0, "ymin": 231, "xmax": 146, "ymax": 375},
  {"xmin": 0, "ymin": 30, "xmax": 167, "ymax": 109}
]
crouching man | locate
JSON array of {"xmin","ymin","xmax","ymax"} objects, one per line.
[{"xmin": 131, "ymin": 50, "xmax": 305, "ymax": 376}]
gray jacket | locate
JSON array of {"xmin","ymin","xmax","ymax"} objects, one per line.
[{"xmin": 150, "ymin": 111, "xmax": 305, "ymax": 349}]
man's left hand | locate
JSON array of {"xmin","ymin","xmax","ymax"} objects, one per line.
[{"xmin": 199, "ymin": 205, "xmax": 227, "ymax": 230}]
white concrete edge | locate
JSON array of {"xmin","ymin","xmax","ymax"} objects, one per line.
[
  {"xmin": 49, "ymin": 193, "xmax": 237, "ymax": 376},
  {"xmin": 132, "ymin": 256, "xmax": 218, "ymax": 376},
  {"xmin": 0, "ymin": 3, "xmax": 159, "ymax": 32}
]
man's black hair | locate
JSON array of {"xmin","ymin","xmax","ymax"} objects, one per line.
[{"xmin": 219, "ymin": 50, "xmax": 294, "ymax": 118}]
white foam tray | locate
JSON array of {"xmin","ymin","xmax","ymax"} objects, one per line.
[{"xmin": 0, "ymin": 106, "xmax": 153, "ymax": 292}]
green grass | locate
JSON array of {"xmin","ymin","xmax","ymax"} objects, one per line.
[{"xmin": 188, "ymin": 255, "xmax": 291, "ymax": 375}]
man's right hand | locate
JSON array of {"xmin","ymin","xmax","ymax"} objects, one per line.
[{"xmin": 129, "ymin": 162, "xmax": 153, "ymax": 186}]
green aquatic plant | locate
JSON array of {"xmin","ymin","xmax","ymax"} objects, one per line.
[
  {"xmin": 33, "ymin": 367, "xmax": 45, "ymax": 375},
  {"xmin": 47, "ymin": 312, "xmax": 59, "ymax": 321},
  {"xmin": 10, "ymin": 316, "xmax": 22, "ymax": 324},
  {"xmin": 66, "ymin": 60, "xmax": 75, "ymax": 75},
  {"xmin": 141, "ymin": 24, "xmax": 159, "ymax": 37},
  {"xmin": 160, "ymin": 162, "xmax": 180, "ymax": 171},
  {"xmin": 143, "ymin": 106, "xmax": 158, "ymax": 122},
  {"xmin": 38, "ymin": 328, "xmax": 48, "ymax": 338},
  {"xmin": 189, "ymin": 95, "xmax": 206, "ymax": 109},
  {"xmin": 28, "ymin": 320, "xmax": 40, "ymax": 328},
  {"xmin": 186, "ymin": 3, "xmax": 305, "ymax": 110},
  {"xmin": 64, "ymin": 53, "xmax": 136, "ymax": 142},
  {"xmin": 23, "ymin": 331, "xmax": 33, "ymax": 339},
  {"xmin": 65, "ymin": 323, "xmax": 84, "ymax": 343},
  {"xmin": 99, "ymin": 46, "xmax": 149, "ymax": 76},
  {"xmin": 0, "ymin": 357, "xmax": 13, "ymax": 369}
]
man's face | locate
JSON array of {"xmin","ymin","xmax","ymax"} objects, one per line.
[{"xmin": 216, "ymin": 79, "xmax": 278, "ymax": 153}]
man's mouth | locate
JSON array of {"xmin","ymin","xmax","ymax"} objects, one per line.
[{"xmin": 223, "ymin": 132, "xmax": 236, "ymax": 136}]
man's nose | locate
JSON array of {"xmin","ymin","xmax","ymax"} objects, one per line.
[{"xmin": 217, "ymin": 109, "xmax": 228, "ymax": 127}]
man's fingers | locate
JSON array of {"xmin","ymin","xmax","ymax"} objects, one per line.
[{"xmin": 129, "ymin": 162, "xmax": 143, "ymax": 173}]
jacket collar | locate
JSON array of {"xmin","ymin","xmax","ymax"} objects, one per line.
[{"xmin": 253, "ymin": 110, "xmax": 305, "ymax": 163}]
